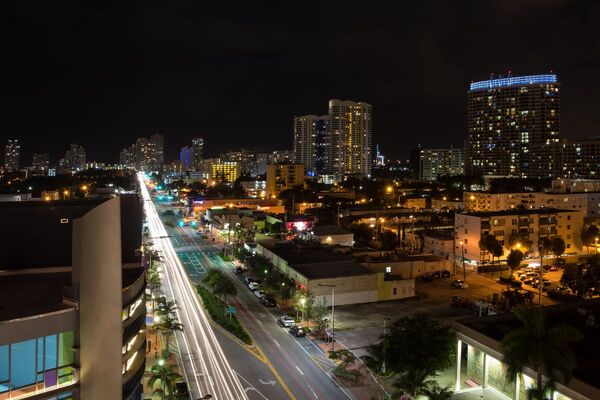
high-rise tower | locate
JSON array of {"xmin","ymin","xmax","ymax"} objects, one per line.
[{"xmin": 466, "ymin": 74, "xmax": 560, "ymax": 177}]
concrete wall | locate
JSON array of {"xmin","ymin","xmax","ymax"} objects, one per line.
[
  {"xmin": 72, "ymin": 197, "xmax": 123, "ymax": 400},
  {"xmin": 307, "ymin": 275, "xmax": 378, "ymax": 306},
  {"xmin": 376, "ymin": 274, "xmax": 415, "ymax": 301},
  {"xmin": 362, "ymin": 258, "xmax": 452, "ymax": 279},
  {"xmin": 0, "ymin": 308, "xmax": 76, "ymax": 346}
]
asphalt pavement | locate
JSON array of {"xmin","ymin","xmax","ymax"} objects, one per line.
[{"xmin": 154, "ymin": 200, "xmax": 353, "ymax": 400}]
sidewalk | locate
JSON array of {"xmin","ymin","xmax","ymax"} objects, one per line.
[{"xmin": 142, "ymin": 298, "xmax": 185, "ymax": 399}]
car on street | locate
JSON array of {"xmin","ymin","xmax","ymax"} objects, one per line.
[
  {"xmin": 452, "ymin": 279, "xmax": 468, "ymax": 289},
  {"xmin": 248, "ymin": 282, "xmax": 259, "ymax": 290},
  {"xmin": 253, "ymin": 289, "xmax": 265, "ymax": 299},
  {"xmin": 260, "ymin": 296, "xmax": 276, "ymax": 307},
  {"xmin": 289, "ymin": 325, "xmax": 306, "ymax": 337},
  {"xmin": 278, "ymin": 316, "xmax": 295, "ymax": 327},
  {"xmin": 234, "ymin": 267, "xmax": 245, "ymax": 274}
]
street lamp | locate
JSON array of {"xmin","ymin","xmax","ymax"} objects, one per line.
[
  {"xmin": 300, "ymin": 297, "xmax": 306, "ymax": 325},
  {"xmin": 319, "ymin": 284, "xmax": 336, "ymax": 351}
]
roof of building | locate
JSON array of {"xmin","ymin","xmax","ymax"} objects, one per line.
[
  {"xmin": 291, "ymin": 260, "xmax": 374, "ymax": 280},
  {"xmin": 311, "ymin": 225, "xmax": 351, "ymax": 236},
  {"xmin": 0, "ymin": 196, "xmax": 142, "ymax": 269},
  {"xmin": 460, "ymin": 208, "xmax": 578, "ymax": 218},
  {"xmin": 457, "ymin": 299, "xmax": 600, "ymax": 391},
  {"xmin": 263, "ymin": 243, "xmax": 355, "ymax": 265}
]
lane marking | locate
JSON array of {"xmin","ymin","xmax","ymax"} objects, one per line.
[
  {"xmin": 308, "ymin": 384, "xmax": 319, "ymax": 399},
  {"xmin": 257, "ymin": 319, "xmax": 263, "ymax": 326},
  {"xmin": 295, "ymin": 366, "xmax": 304, "ymax": 376},
  {"xmin": 273, "ymin": 339, "xmax": 281, "ymax": 347}
]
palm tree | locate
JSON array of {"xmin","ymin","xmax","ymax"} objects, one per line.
[
  {"xmin": 501, "ymin": 306, "xmax": 582, "ymax": 400},
  {"xmin": 214, "ymin": 277, "xmax": 237, "ymax": 304},
  {"xmin": 147, "ymin": 363, "xmax": 182, "ymax": 397},
  {"xmin": 203, "ymin": 269, "xmax": 224, "ymax": 292},
  {"xmin": 154, "ymin": 315, "xmax": 184, "ymax": 356},
  {"xmin": 419, "ymin": 381, "xmax": 453, "ymax": 400},
  {"xmin": 551, "ymin": 237, "xmax": 565, "ymax": 267},
  {"xmin": 156, "ymin": 298, "xmax": 179, "ymax": 318}
]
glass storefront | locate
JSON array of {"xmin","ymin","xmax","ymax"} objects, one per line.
[
  {"xmin": 487, "ymin": 355, "xmax": 514, "ymax": 398},
  {"xmin": 459, "ymin": 341, "xmax": 485, "ymax": 390},
  {"xmin": 0, "ymin": 331, "xmax": 75, "ymax": 399}
]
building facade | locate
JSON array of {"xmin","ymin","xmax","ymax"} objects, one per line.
[
  {"xmin": 0, "ymin": 196, "xmax": 145, "ymax": 400},
  {"xmin": 410, "ymin": 147, "xmax": 464, "ymax": 180},
  {"xmin": 64, "ymin": 144, "xmax": 86, "ymax": 172},
  {"xmin": 329, "ymin": 99, "xmax": 372, "ymax": 180},
  {"xmin": 191, "ymin": 137, "xmax": 204, "ymax": 169},
  {"xmin": 31, "ymin": 152, "xmax": 50, "ymax": 175},
  {"xmin": 4, "ymin": 139, "xmax": 20, "ymax": 172},
  {"xmin": 293, "ymin": 115, "xmax": 331, "ymax": 176},
  {"xmin": 466, "ymin": 74, "xmax": 561, "ymax": 178},
  {"xmin": 210, "ymin": 161, "xmax": 241, "ymax": 183},
  {"xmin": 266, "ymin": 163, "xmax": 305, "ymax": 197},
  {"xmin": 561, "ymin": 137, "xmax": 600, "ymax": 179},
  {"xmin": 455, "ymin": 208, "xmax": 583, "ymax": 264},
  {"xmin": 179, "ymin": 146, "xmax": 195, "ymax": 172}
]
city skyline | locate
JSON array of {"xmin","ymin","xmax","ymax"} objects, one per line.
[{"xmin": 3, "ymin": 1, "xmax": 600, "ymax": 163}]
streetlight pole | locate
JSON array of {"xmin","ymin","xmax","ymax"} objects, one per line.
[
  {"xmin": 382, "ymin": 317, "xmax": 391, "ymax": 374},
  {"xmin": 539, "ymin": 240, "xmax": 544, "ymax": 306},
  {"xmin": 319, "ymin": 284, "xmax": 336, "ymax": 351}
]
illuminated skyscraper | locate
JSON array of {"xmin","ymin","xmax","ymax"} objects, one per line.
[
  {"xmin": 329, "ymin": 99, "xmax": 372, "ymax": 180},
  {"xmin": 64, "ymin": 143, "xmax": 86, "ymax": 172},
  {"xmin": 293, "ymin": 115, "xmax": 331, "ymax": 175},
  {"xmin": 4, "ymin": 139, "xmax": 20, "ymax": 172},
  {"xmin": 180, "ymin": 146, "xmax": 195, "ymax": 171},
  {"xmin": 466, "ymin": 74, "xmax": 560, "ymax": 177},
  {"xmin": 192, "ymin": 137, "xmax": 204, "ymax": 169}
]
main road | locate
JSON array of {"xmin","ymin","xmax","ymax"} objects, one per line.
[
  {"xmin": 142, "ymin": 173, "xmax": 355, "ymax": 399},
  {"xmin": 139, "ymin": 173, "xmax": 249, "ymax": 400}
]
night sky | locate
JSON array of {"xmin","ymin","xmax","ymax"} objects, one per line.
[{"xmin": 2, "ymin": 1, "xmax": 600, "ymax": 164}]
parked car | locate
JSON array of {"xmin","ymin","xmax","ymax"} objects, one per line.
[
  {"xmin": 260, "ymin": 296, "xmax": 276, "ymax": 307},
  {"xmin": 278, "ymin": 316, "xmax": 295, "ymax": 328},
  {"xmin": 452, "ymin": 279, "xmax": 468, "ymax": 289},
  {"xmin": 234, "ymin": 267, "xmax": 245, "ymax": 274},
  {"xmin": 289, "ymin": 325, "xmax": 306, "ymax": 337},
  {"xmin": 248, "ymin": 282, "xmax": 259, "ymax": 291},
  {"xmin": 430, "ymin": 270, "xmax": 451, "ymax": 279},
  {"xmin": 253, "ymin": 289, "xmax": 266, "ymax": 299}
]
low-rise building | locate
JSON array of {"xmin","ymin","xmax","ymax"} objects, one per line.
[
  {"xmin": 210, "ymin": 161, "xmax": 241, "ymax": 183},
  {"xmin": 455, "ymin": 208, "xmax": 584, "ymax": 264},
  {"xmin": 431, "ymin": 197, "xmax": 464, "ymax": 211},
  {"xmin": 256, "ymin": 242, "xmax": 414, "ymax": 305},
  {"xmin": 448, "ymin": 300, "xmax": 600, "ymax": 400},
  {"xmin": 302, "ymin": 225, "xmax": 354, "ymax": 246}
]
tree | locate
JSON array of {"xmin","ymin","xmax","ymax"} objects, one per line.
[
  {"xmin": 350, "ymin": 223, "xmax": 373, "ymax": 247},
  {"xmin": 155, "ymin": 316, "xmax": 184, "ymax": 357},
  {"xmin": 380, "ymin": 230, "xmax": 398, "ymax": 250},
  {"xmin": 419, "ymin": 381, "xmax": 454, "ymax": 400},
  {"xmin": 312, "ymin": 298, "xmax": 330, "ymax": 337},
  {"xmin": 506, "ymin": 249, "xmax": 524, "ymax": 277},
  {"xmin": 156, "ymin": 297, "xmax": 179, "ymax": 319},
  {"xmin": 501, "ymin": 307, "xmax": 582, "ymax": 400},
  {"xmin": 581, "ymin": 224, "xmax": 599, "ymax": 254},
  {"xmin": 551, "ymin": 237, "xmax": 566, "ymax": 266},
  {"xmin": 491, "ymin": 240, "xmax": 504, "ymax": 273},
  {"xmin": 364, "ymin": 315, "xmax": 455, "ymax": 399},
  {"xmin": 214, "ymin": 276, "xmax": 237, "ymax": 304},
  {"xmin": 148, "ymin": 363, "xmax": 182, "ymax": 396},
  {"xmin": 203, "ymin": 269, "xmax": 224, "ymax": 292},
  {"xmin": 507, "ymin": 232, "xmax": 533, "ymax": 253},
  {"xmin": 329, "ymin": 349, "xmax": 357, "ymax": 372}
]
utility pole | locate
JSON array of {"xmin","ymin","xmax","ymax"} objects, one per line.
[
  {"xmin": 382, "ymin": 317, "xmax": 391, "ymax": 374},
  {"xmin": 460, "ymin": 240, "xmax": 467, "ymax": 282},
  {"xmin": 319, "ymin": 284, "xmax": 336, "ymax": 352}
]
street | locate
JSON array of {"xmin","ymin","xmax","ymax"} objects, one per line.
[{"xmin": 147, "ymin": 186, "xmax": 353, "ymax": 399}]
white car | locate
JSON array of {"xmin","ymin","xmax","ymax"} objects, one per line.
[
  {"xmin": 452, "ymin": 279, "xmax": 469, "ymax": 289},
  {"xmin": 278, "ymin": 316, "xmax": 295, "ymax": 328},
  {"xmin": 253, "ymin": 289, "xmax": 265, "ymax": 299},
  {"xmin": 248, "ymin": 282, "xmax": 259, "ymax": 291}
]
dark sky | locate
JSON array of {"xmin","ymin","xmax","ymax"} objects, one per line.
[{"xmin": 2, "ymin": 0, "xmax": 600, "ymax": 164}]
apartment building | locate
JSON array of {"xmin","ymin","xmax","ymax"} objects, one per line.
[{"xmin": 455, "ymin": 208, "xmax": 583, "ymax": 264}]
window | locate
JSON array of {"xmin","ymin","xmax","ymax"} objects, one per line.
[
  {"xmin": 465, "ymin": 228, "xmax": 468, "ymax": 234},
  {"xmin": 11, "ymin": 339, "xmax": 36, "ymax": 389},
  {"xmin": 393, "ymin": 288, "xmax": 397, "ymax": 295},
  {"xmin": 567, "ymin": 225, "xmax": 570, "ymax": 230},
  {"xmin": 567, "ymin": 244, "xmax": 571, "ymax": 249},
  {"xmin": 567, "ymin": 215, "xmax": 571, "ymax": 220}
]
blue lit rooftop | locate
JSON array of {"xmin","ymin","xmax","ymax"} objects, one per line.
[{"xmin": 469, "ymin": 74, "xmax": 557, "ymax": 91}]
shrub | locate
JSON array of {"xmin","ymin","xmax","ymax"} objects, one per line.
[{"xmin": 195, "ymin": 286, "xmax": 252, "ymax": 344}]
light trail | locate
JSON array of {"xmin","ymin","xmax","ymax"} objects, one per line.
[{"xmin": 139, "ymin": 172, "xmax": 248, "ymax": 400}]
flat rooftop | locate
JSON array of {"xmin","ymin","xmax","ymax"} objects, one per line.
[
  {"xmin": 460, "ymin": 208, "xmax": 576, "ymax": 218},
  {"xmin": 312, "ymin": 225, "xmax": 351, "ymax": 236},
  {"xmin": 291, "ymin": 261, "xmax": 374, "ymax": 280},
  {"xmin": 263, "ymin": 243, "xmax": 355, "ymax": 265},
  {"xmin": 457, "ymin": 299, "xmax": 600, "ymax": 390}
]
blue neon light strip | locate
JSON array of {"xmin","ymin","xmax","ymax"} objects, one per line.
[{"xmin": 470, "ymin": 74, "xmax": 557, "ymax": 91}]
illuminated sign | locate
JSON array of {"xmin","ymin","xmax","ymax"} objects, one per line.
[{"xmin": 469, "ymin": 74, "xmax": 557, "ymax": 91}]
